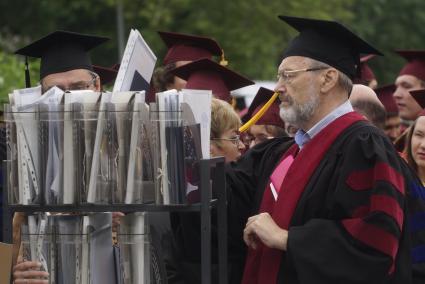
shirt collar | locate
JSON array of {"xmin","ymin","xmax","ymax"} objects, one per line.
[
  {"xmin": 295, "ymin": 100, "xmax": 353, "ymax": 149},
  {"xmin": 294, "ymin": 129, "xmax": 310, "ymax": 148}
]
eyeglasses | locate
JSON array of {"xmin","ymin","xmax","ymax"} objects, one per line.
[
  {"xmin": 42, "ymin": 76, "xmax": 97, "ymax": 93},
  {"xmin": 241, "ymin": 134, "xmax": 273, "ymax": 146},
  {"xmin": 211, "ymin": 135, "xmax": 241, "ymax": 146},
  {"xmin": 276, "ymin": 66, "xmax": 328, "ymax": 84}
]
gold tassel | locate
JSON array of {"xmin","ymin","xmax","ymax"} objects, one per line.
[
  {"xmin": 239, "ymin": 92, "xmax": 279, "ymax": 132},
  {"xmin": 219, "ymin": 49, "xmax": 228, "ymax": 66}
]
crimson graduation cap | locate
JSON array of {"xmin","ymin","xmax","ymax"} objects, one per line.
[
  {"xmin": 376, "ymin": 84, "xmax": 397, "ymax": 115},
  {"xmin": 158, "ymin": 31, "xmax": 225, "ymax": 66},
  {"xmin": 395, "ymin": 50, "xmax": 425, "ymax": 81},
  {"xmin": 170, "ymin": 58, "xmax": 254, "ymax": 102}
]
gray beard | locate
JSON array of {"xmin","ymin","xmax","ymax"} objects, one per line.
[{"xmin": 279, "ymin": 93, "xmax": 320, "ymax": 128}]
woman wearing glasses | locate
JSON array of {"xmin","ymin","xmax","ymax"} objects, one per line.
[{"xmin": 210, "ymin": 98, "xmax": 246, "ymax": 162}]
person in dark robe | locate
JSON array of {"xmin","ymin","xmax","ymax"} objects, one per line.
[
  {"xmin": 11, "ymin": 30, "xmax": 109, "ymax": 283},
  {"xmin": 143, "ymin": 32, "xmax": 228, "ymax": 281},
  {"xmin": 224, "ymin": 15, "xmax": 425, "ymax": 284},
  {"xmin": 161, "ymin": 58, "xmax": 254, "ymax": 284},
  {"xmin": 15, "ymin": 30, "xmax": 108, "ymax": 93}
]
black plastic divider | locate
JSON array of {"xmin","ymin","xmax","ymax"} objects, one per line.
[{"xmin": 215, "ymin": 159, "xmax": 228, "ymax": 284}]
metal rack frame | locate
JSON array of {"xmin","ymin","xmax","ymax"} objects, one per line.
[{"xmin": 2, "ymin": 157, "xmax": 227, "ymax": 284}]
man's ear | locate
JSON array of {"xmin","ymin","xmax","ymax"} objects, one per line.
[{"xmin": 320, "ymin": 68, "xmax": 338, "ymax": 93}]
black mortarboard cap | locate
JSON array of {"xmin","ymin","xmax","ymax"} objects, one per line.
[
  {"xmin": 410, "ymin": 89, "xmax": 425, "ymax": 115},
  {"xmin": 15, "ymin": 30, "xmax": 109, "ymax": 80},
  {"xmin": 278, "ymin": 15, "xmax": 383, "ymax": 79},
  {"xmin": 410, "ymin": 89, "xmax": 425, "ymax": 117}
]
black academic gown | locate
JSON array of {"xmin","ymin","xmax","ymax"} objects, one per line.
[
  {"xmin": 225, "ymin": 136, "xmax": 295, "ymax": 278},
  {"xmin": 229, "ymin": 120, "xmax": 425, "ymax": 283},
  {"xmin": 170, "ymin": 137, "xmax": 294, "ymax": 284}
]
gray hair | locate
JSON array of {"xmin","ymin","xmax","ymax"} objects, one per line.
[
  {"xmin": 307, "ymin": 58, "xmax": 353, "ymax": 95},
  {"xmin": 88, "ymin": 70, "xmax": 99, "ymax": 80},
  {"xmin": 351, "ymin": 99, "xmax": 386, "ymax": 130}
]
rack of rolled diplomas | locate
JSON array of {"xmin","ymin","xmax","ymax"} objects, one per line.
[{"xmin": 2, "ymin": 87, "xmax": 227, "ymax": 284}]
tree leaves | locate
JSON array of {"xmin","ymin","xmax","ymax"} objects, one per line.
[{"xmin": 1, "ymin": 0, "xmax": 425, "ymax": 96}]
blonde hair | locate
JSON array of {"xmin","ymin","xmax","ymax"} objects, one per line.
[{"xmin": 210, "ymin": 98, "xmax": 241, "ymax": 140}]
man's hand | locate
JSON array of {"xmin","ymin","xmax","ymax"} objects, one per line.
[
  {"xmin": 13, "ymin": 260, "xmax": 49, "ymax": 283},
  {"xmin": 243, "ymin": 212, "xmax": 288, "ymax": 251}
]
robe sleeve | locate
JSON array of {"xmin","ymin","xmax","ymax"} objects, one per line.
[
  {"xmin": 226, "ymin": 137, "xmax": 294, "ymax": 213},
  {"xmin": 226, "ymin": 137, "xmax": 293, "ymax": 261},
  {"xmin": 225, "ymin": 140, "xmax": 276, "ymax": 261},
  {"xmin": 285, "ymin": 129, "xmax": 413, "ymax": 284}
]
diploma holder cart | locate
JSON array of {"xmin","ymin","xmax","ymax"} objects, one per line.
[{"xmin": 2, "ymin": 156, "xmax": 228, "ymax": 284}]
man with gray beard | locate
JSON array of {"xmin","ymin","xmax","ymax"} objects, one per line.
[{"xmin": 225, "ymin": 15, "xmax": 425, "ymax": 284}]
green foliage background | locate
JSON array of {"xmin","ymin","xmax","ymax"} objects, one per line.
[{"xmin": 1, "ymin": 0, "xmax": 424, "ymax": 100}]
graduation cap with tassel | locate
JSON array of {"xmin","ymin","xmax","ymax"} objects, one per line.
[{"xmin": 239, "ymin": 15, "xmax": 383, "ymax": 133}]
